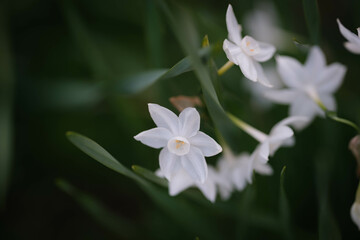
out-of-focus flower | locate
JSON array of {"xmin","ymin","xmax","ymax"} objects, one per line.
[
  {"xmin": 349, "ymin": 135, "xmax": 360, "ymax": 177},
  {"xmin": 243, "ymin": 66, "xmax": 283, "ymax": 110},
  {"xmin": 243, "ymin": 2, "xmax": 292, "ymax": 51},
  {"xmin": 134, "ymin": 104, "xmax": 222, "ymax": 183},
  {"xmin": 223, "ymin": 4, "xmax": 276, "ymax": 87},
  {"xmin": 156, "ymin": 167, "xmax": 217, "ymax": 203},
  {"xmin": 265, "ymin": 46, "xmax": 347, "ymax": 129},
  {"xmin": 351, "ymin": 182, "xmax": 360, "ymax": 230},
  {"xmin": 337, "ymin": 19, "xmax": 360, "ymax": 54}
]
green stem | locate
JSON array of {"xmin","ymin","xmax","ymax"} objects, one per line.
[
  {"xmin": 315, "ymin": 98, "xmax": 360, "ymax": 133},
  {"xmin": 227, "ymin": 113, "xmax": 268, "ymax": 142},
  {"xmin": 217, "ymin": 61, "xmax": 234, "ymax": 76}
]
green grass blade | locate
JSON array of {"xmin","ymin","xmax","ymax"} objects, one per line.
[
  {"xmin": 155, "ymin": 1, "xmax": 242, "ymax": 148},
  {"xmin": 56, "ymin": 179, "xmax": 138, "ymax": 238},
  {"xmin": 115, "ymin": 47, "xmax": 210, "ymax": 95},
  {"xmin": 66, "ymin": 131, "xmax": 145, "ymax": 184},
  {"xmin": 66, "ymin": 131, "xmax": 220, "ymax": 239},
  {"xmin": 302, "ymin": 0, "xmax": 321, "ymax": 44},
  {"xmin": 132, "ymin": 165, "xmax": 168, "ymax": 188},
  {"xmin": 279, "ymin": 166, "xmax": 293, "ymax": 240},
  {"xmin": 0, "ymin": 4, "xmax": 14, "ymax": 208}
]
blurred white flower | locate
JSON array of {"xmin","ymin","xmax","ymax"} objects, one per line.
[
  {"xmin": 134, "ymin": 104, "xmax": 222, "ymax": 183},
  {"xmin": 337, "ymin": 19, "xmax": 360, "ymax": 54},
  {"xmin": 156, "ymin": 167, "xmax": 217, "ymax": 203},
  {"xmin": 265, "ymin": 46, "xmax": 347, "ymax": 129},
  {"xmin": 243, "ymin": 66, "xmax": 283, "ymax": 110},
  {"xmin": 243, "ymin": 2, "xmax": 291, "ymax": 51},
  {"xmin": 223, "ymin": 4, "xmax": 276, "ymax": 87},
  {"xmin": 351, "ymin": 202, "xmax": 360, "ymax": 230}
]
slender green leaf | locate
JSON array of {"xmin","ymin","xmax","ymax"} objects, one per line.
[
  {"xmin": 315, "ymin": 153, "xmax": 342, "ymax": 240},
  {"xmin": 38, "ymin": 80, "xmax": 102, "ymax": 109},
  {"xmin": 61, "ymin": 0, "xmax": 109, "ymax": 79},
  {"xmin": 155, "ymin": 1, "xmax": 242, "ymax": 148},
  {"xmin": 115, "ymin": 47, "xmax": 210, "ymax": 95},
  {"xmin": 66, "ymin": 131, "xmax": 144, "ymax": 183},
  {"xmin": 66, "ymin": 131, "xmax": 221, "ymax": 239},
  {"xmin": 56, "ymin": 179, "xmax": 138, "ymax": 238},
  {"xmin": 132, "ymin": 165, "xmax": 168, "ymax": 188},
  {"xmin": 302, "ymin": 0, "xmax": 320, "ymax": 44},
  {"xmin": 279, "ymin": 166, "xmax": 293, "ymax": 240},
  {"xmin": 0, "ymin": 3, "xmax": 14, "ymax": 208}
]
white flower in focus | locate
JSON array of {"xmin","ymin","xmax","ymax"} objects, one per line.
[
  {"xmin": 223, "ymin": 4, "xmax": 276, "ymax": 87},
  {"xmin": 134, "ymin": 104, "xmax": 222, "ymax": 183},
  {"xmin": 156, "ymin": 167, "xmax": 217, "ymax": 203},
  {"xmin": 351, "ymin": 202, "xmax": 360, "ymax": 230},
  {"xmin": 337, "ymin": 19, "xmax": 360, "ymax": 54},
  {"xmin": 265, "ymin": 46, "xmax": 347, "ymax": 130}
]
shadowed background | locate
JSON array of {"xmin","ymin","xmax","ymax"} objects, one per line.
[{"xmin": 0, "ymin": 0, "xmax": 360, "ymax": 239}]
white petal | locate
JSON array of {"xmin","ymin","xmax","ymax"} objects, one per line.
[
  {"xmin": 134, "ymin": 127, "xmax": 172, "ymax": 149},
  {"xmin": 181, "ymin": 147, "xmax": 208, "ymax": 183},
  {"xmin": 253, "ymin": 42, "xmax": 276, "ymax": 62},
  {"xmin": 270, "ymin": 125, "xmax": 294, "ymax": 141},
  {"xmin": 223, "ymin": 39, "xmax": 243, "ymax": 65},
  {"xmin": 337, "ymin": 19, "xmax": 360, "ymax": 44},
  {"xmin": 189, "ymin": 131, "xmax": 222, "ymax": 157},
  {"xmin": 148, "ymin": 103, "xmax": 179, "ymax": 135},
  {"xmin": 273, "ymin": 116, "xmax": 310, "ymax": 130},
  {"xmin": 178, "ymin": 107, "xmax": 200, "ymax": 138},
  {"xmin": 319, "ymin": 93, "xmax": 336, "ymax": 111},
  {"xmin": 317, "ymin": 63, "xmax": 346, "ymax": 93},
  {"xmin": 265, "ymin": 89, "xmax": 298, "ymax": 104},
  {"xmin": 289, "ymin": 95, "xmax": 318, "ymax": 129},
  {"xmin": 276, "ymin": 55, "xmax": 303, "ymax": 88},
  {"xmin": 305, "ymin": 46, "xmax": 326, "ymax": 79},
  {"xmin": 258, "ymin": 142, "xmax": 270, "ymax": 162},
  {"xmin": 253, "ymin": 61, "xmax": 273, "ymax": 87},
  {"xmin": 351, "ymin": 202, "xmax": 360, "ymax": 230},
  {"xmin": 168, "ymin": 169, "xmax": 194, "ymax": 196},
  {"xmin": 238, "ymin": 54, "xmax": 258, "ymax": 82},
  {"xmin": 196, "ymin": 177, "xmax": 216, "ymax": 203},
  {"xmin": 159, "ymin": 148, "xmax": 181, "ymax": 180},
  {"xmin": 226, "ymin": 4, "xmax": 242, "ymax": 45},
  {"xmin": 253, "ymin": 162, "xmax": 273, "ymax": 175},
  {"xmin": 358, "ymin": 28, "xmax": 360, "ymax": 37},
  {"xmin": 344, "ymin": 42, "xmax": 360, "ymax": 54}
]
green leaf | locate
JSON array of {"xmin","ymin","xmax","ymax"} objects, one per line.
[
  {"xmin": 56, "ymin": 179, "xmax": 138, "ymax": 238},
  {"xmin": 302, "ymin": 0, "xmax": 320, "ymax": 44},
  {"xmin": 61, "ymin": 0, "xmax": 109, "ymax": 79},
  {"xmin": 279, "ymin": 166, "xmax": 293, "ymax": 240},
  {"xmin": 0, "ymin": 4, "xmax": 14, "ymax": 208},
  {"xmin": 38, "ymin": 80, "xmax": 103, "ymax": 110},
  {"xmin": 115, "ymin": 47, "xmax": 210, "ymax": 95},
  {"xmin": 66, "ymin": 131, "xmax": 144, "ymax": 183},
  {"xmin": 66, "ymin": 131, "xmax": 221, "ymax": 239},
  {"xmin": 155, "ymin": 1, "xmax": 242, "ymax": 149},
  {"xmin": 132, "ymin": 165, "xmax": 168, "ymax": 188},
  {"xmin": 315, "ymin": 153, "xmax": 342, "ymax": 240}
]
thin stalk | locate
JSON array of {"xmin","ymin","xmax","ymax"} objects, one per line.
[
  {"xmin": 217, "ymin": 61, "xmax": 234, "ymax": 76},
  {"xmin": 227, "ymin": 113, "xmax": 268, "ymax": 142}
]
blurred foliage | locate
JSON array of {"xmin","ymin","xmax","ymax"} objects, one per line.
[{"xmin": 0, "ymin": 0, "xmax": 360, "ymax": 239}]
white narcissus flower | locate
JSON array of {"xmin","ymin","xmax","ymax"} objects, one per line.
[
  {"xmin": 265, "ymin": 46, "xmax": 347, "ymax": 130},
  {"xmin": 134, "ymin": 104, "xmax": 222, "ymax": 183},
  {"xmin": 156, "ymin": 167, "xmax": 217, "ymax": 203},
  {"xmin": 337, "ymin": 19, "xmax": 360, "ymax": 54},
  {"xmin": 351, "ymin": 202, "xmax": 360, "ymax": 230},
  {"xmin": 223, "ymin": 4, "xmax": 276, "ymax": 87}
]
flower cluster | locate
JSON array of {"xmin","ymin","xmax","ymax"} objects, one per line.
[{"xmin": 134, "ymin": 3, "xmax": 359, "ymax": 230}]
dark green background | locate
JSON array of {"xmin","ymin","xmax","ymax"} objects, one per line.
[{"xmin": 1, "ymin": 0, "xmax": 360, "ymax": 239}]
